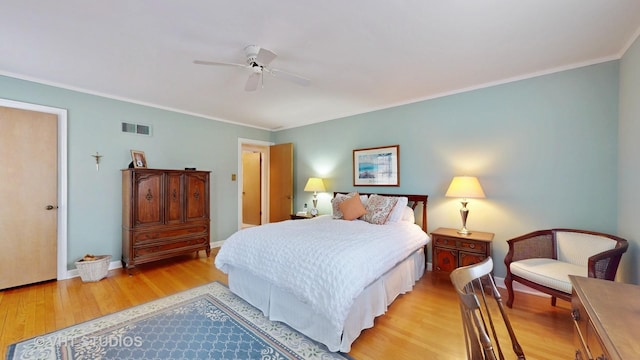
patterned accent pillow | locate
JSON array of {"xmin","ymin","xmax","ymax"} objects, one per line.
[
  {"xmin": 338, "ymin": 194, "xmax": 368, "ymax": 220},
  {"xmin": 362, "ymin": 194, "xmax": 399, "ymax": 225}
]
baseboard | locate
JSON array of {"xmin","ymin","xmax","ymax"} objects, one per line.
[{"xmin": 210, "ymin": 240, "xmax": 224, "ymax": 248}]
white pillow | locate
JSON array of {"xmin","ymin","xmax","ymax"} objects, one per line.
[
  {"xmin": 400, "ymin": 206, "xmax": 415, "ymax": 223},
  {"xmin": 385, "ymin": 197, "xmax": 408, "ymax": 223}
]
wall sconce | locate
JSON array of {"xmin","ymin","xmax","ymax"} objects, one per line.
[
  {"xmin": 445, "ymin": 176, "xmax": 485, "ymax": 235},
  {"xmin": 91, "ymin": 152, "xmax": 103, "ymax": 172},
  {"xmin": 304, "ymin": 177, "xmax": 326, "ymax": 216}
]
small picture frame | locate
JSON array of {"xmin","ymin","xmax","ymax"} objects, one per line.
[
  {"xmin": 131, "ymin": 150, "xmax": 147, "ymax": 169},
  {"xmin": 353, "ymin": 145, "xmax": 400, "ymax": 186}
]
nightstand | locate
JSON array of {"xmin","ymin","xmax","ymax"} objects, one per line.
[
  {"xmin": 290, "ymin": 213, "xmax": 314, "ymax": 220},
  {"xmin": 431, "ymin": 227, "xmax": 494, "ymax": 272}
]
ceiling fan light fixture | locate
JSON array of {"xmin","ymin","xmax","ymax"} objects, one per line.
[
  {"xmin": 244, "ymin": 45, "xmax": 260, "ymax": 59},
  {"xmin": 251, "ymin": 64, "xmax": 262, "ymax": 73}
]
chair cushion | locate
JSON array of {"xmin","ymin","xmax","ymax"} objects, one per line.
[
  {"xmin": 556, "ymin": 232, "xmax": 616, "ymax": 266},
  {"xmin": 510, "ymin": 258, "xmax": 586, "ymax": 294}
]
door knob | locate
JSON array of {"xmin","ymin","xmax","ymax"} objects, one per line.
[{"xmin": 45, "ymin": 205, "xmax": 58, "ymax": 210}]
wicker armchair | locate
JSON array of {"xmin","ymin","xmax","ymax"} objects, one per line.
[{"xmin": 504, "ymin": 229, "xmax": 628, "ymax": 308}]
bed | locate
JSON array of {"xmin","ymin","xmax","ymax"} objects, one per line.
[{"xmin": 215, "ymin": 192, "xmax": 429, "ymax": 352}]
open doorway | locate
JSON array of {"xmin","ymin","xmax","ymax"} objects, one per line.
[
  {"xmin": 237, "ymin": 139, "xmax": 294, "ymax": 230},
  {"xmin": 238, "ymin": 139, "xmax": 270, "ymax": 229},
  {"xmin": 241, "ymin": 149, "xmax": 264, "ymax": 227}
]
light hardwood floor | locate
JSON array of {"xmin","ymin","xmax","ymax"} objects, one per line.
[{"xmin": 0, "ymin": 250, "xmax": 574, "ymax": 359}]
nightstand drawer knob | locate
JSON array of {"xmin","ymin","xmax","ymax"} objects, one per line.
[{"xmin": 469, "ymin": 244, "xmax": 475, "ymax": 249}]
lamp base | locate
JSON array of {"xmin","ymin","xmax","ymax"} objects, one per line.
[
  {"xmin": 311, "ymin": 196, "xmax": 319, "ymax": 216},
  {"xmin": 458, "ymin": 201, "xmax": 472, "ymax": 235}
]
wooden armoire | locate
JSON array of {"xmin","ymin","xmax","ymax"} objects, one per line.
[{"xmin": 121, "ymin": 169, "xmax": 211, "ymax": 270}]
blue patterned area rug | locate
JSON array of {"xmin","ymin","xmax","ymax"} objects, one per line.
[{"xmin": 7, "ymin": 282, "xmax": 352, "ymax": 359}]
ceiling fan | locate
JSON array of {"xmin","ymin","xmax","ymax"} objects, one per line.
[{"xmin": 194, "ymin": 45, "xmax": 311, "ymax": 91}]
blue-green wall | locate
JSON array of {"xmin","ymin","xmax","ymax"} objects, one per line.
[
  {"xmin": 0, "ymin": 75, "xmax": 271, "ymax": 269},
  {"xmin": 618, "ymin": 35, "xmax": 640, "ymax": 284},
  {"xmin": 275, "ymin": 61, "xmax": 621, "ymax": 278},
  {"xmin": 1, "ymin": 56, "xmax": 633, "ymax": 281}
]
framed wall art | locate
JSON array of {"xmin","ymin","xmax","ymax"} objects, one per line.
[
  {"xmin": 131, "ymin": 150, "xmax": 147, "ymax": 169},
  {"xmin": 353, "ymin": 145, "xmax": 399, "ymax": 186}
]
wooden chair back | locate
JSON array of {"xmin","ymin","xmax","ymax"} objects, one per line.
[{"xmin": 450, "ymin": 257, "xmax": 525, "ymax": 360}]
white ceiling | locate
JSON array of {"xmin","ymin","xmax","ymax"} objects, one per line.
[{"xmin": 2, "ymin": 1, "xmax": 640, "ymax": 131}]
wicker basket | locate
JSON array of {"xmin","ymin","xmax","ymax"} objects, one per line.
[{"xmin": 75, "ymin": 255, "xmax": 111, "ymax": 282}]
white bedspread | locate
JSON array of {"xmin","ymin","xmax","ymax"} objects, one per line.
[{"xmin": 215, "ymin": 215, "xmax": 429, "ymax": 332}]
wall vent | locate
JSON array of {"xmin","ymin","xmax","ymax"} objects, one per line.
[{"xmin": 122, "ymin": 122, "xmax": 152, "ymax": 136}]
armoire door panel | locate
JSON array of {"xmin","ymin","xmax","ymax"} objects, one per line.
[
  {"xmin": 133, "ymin": 172, "xmax": 163, "ymax": 226},
  {"xmin": 185, "ymin": 172, "xmax": 208, "ymax": 221},
  {"xmin": 165, "ymin": 172, "xmax": 183, "ymax": 224}
]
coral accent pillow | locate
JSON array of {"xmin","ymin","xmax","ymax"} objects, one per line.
[
  {"xmin": 331, "ymin": 192, "xmax": 368, "ymax": 219},
  {"xmin": 338, "ymin": 194, "xmax": 367, "ymax": 220},
  {"xmin": 362, "ymin": 194, "xmax": 399, "ymax": 225}
]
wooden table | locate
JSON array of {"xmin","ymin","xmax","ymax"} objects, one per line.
[
  {"xmin": 430, "ymin": 227, "xmax": 494, "ymax": 272},
  {"xmin": 570, "ymin": 275, "xmax": 640, "ymax": 360}
]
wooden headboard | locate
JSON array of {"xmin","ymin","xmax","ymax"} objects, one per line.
[{"xmin": 333, "ymin": 192, "xmax": 428, "ymax": 232}]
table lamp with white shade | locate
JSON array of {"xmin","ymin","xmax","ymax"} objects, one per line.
[
  {"xmin": 304, "ymin": 177, "xmax": 326, "ymax": 216},
  {"xmin": 445, "ymin": 176, "xmax": 486, "ymax": 235}
]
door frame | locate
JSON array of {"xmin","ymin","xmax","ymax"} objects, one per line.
[
  {"xmin": 237, "ymin": 138, "xmax": 272, "ymax": 230},
  {"xmin": 0, "ymin": 98, "xmax": 68, "ymax": 280}
]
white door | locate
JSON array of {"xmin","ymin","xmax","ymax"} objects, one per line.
[{"xmin": 0, "ymin": 106, "xmax": 58, "ymax": 289}]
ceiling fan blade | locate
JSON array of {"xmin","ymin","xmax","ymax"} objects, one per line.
[
  {"xmin": 256, "ymin": 47, "xmax": 277, "ymax": 66},
  {"xmin": 269, "ymin": 68, "xmax": 311, "ymax": 87},
  {"xmin": 196, "ymin": 45, "xmax": 307, "ymax": 91},
  {"xmin": 193, "ymin": 60, "xmax": 247, "ymax": 68},
  {"xmin": 245, "ymin": 72, "xmax": 261, "ymax": 91}
]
